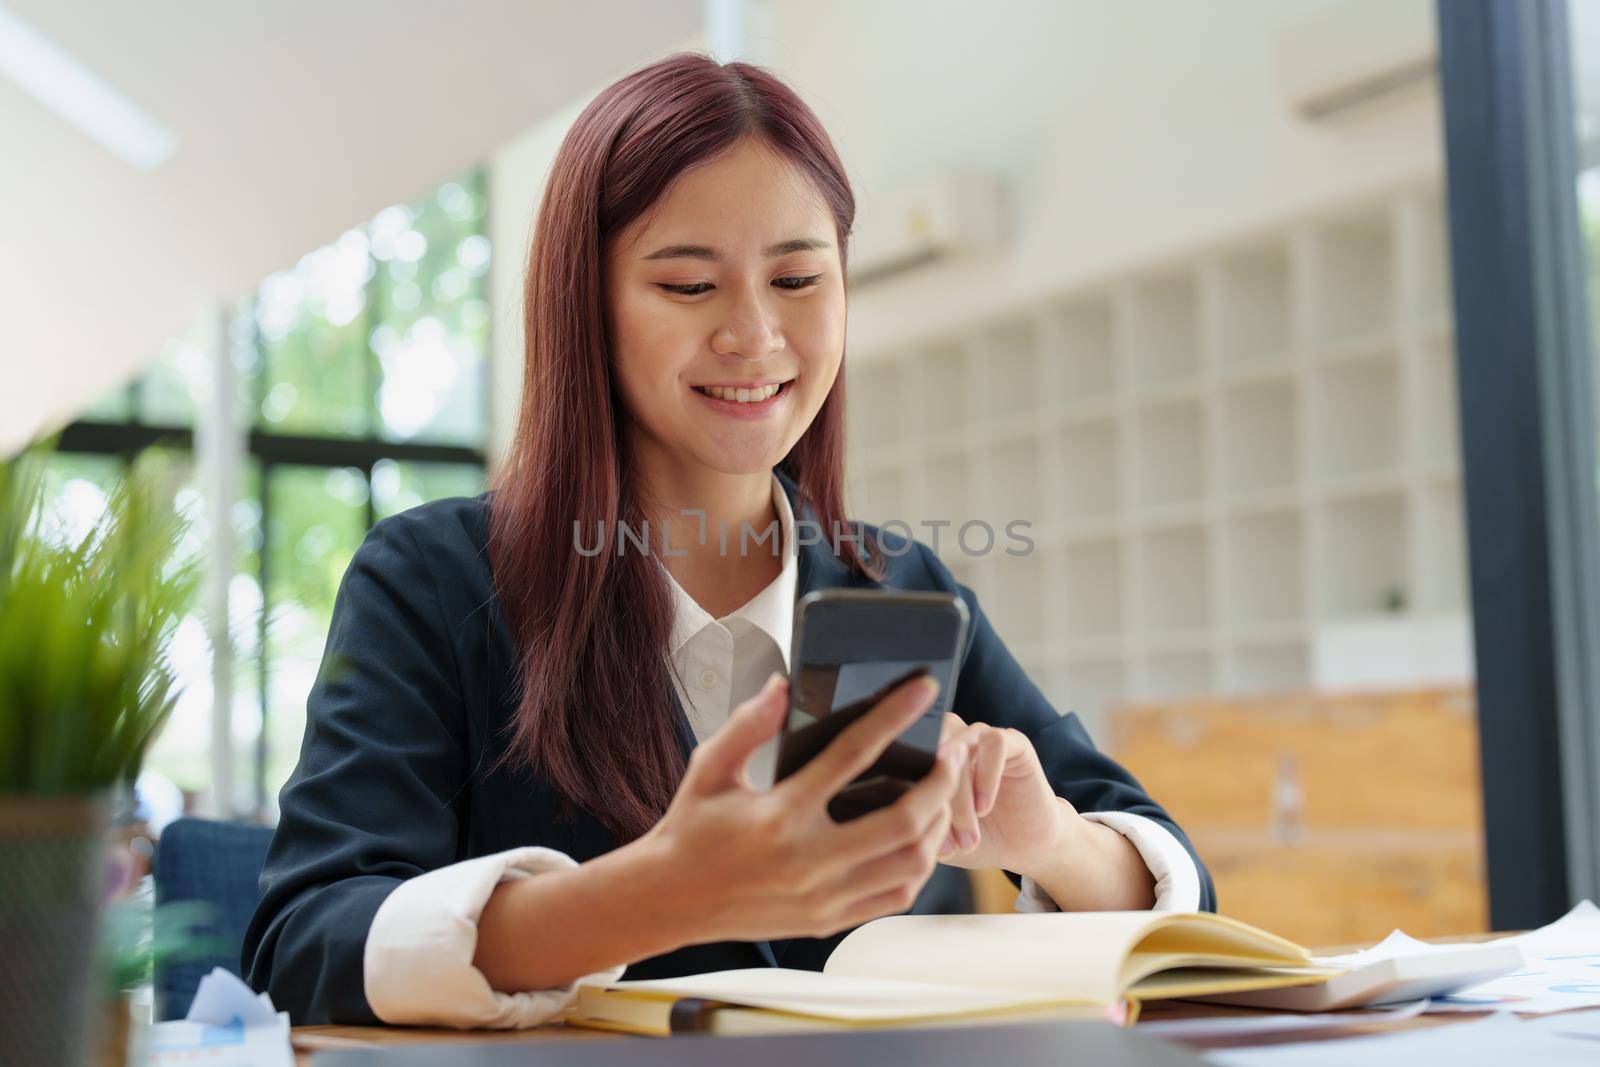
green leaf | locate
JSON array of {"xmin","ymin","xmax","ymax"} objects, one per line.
[{"xmin": 0, "ymin": 443, "xmax": 199, "ymax": 794}]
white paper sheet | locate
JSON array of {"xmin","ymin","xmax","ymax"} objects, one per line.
[
  {"xmin": 1527, "ymin": 1010, "xmax": 1600, "ymax": 1042},
  {"xmin": 1202, "ymin": 1013, "xmax": 1599, "ymax": 1066},
  {"xmin": 1315, "ymin": 929, "xmax": 1485, "ymax": 968},
  {"xmin": 143, "ymin": 968, "xmax": 294, "ymax": 1067},
  {"xmin": 1426, "ymin": 900, "xmax": 1600, "ymax": 1015},
  {"xmin": 145, "ymin": 1018, "xmax": 294, "ymax": 1067},
  {"xmin": 185, "ymin": 967, "xmax": 279, "ymax": 1027}
]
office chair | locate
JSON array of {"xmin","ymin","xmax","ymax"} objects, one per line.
[{"xmin": 150, "ymin": 816, "xmax": 274, "ymax": 1020}]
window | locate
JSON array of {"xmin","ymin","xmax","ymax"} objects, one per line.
[{"xmin": 49, "ymin": 169, "xmax": 491, "ymax": 816}]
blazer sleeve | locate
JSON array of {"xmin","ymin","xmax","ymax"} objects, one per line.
[
  {"xmin": 241, "ymin": 512, "xmax": 474, "ymax": 1023},
  {"xmin": 913, "ymin": 543, "xmax": 1218, "ymax": 912}
]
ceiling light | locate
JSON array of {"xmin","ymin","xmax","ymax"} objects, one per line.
[{"xmin": 0, "ymin": 3, "xmax": 177, "ymax": 170}]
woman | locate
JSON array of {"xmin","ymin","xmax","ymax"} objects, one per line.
[{"xmin": 243, "ymin": 52, "xmax": 1214, "ymax": 1029}]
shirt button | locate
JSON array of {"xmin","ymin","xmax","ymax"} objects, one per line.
[{"xmin": 698, "ymin": 667, "xmax": 718, "ymax": 690}]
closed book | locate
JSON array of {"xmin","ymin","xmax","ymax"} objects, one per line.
[{"xmin": 1194, "ymin": 938, "xmax": 1526, "ymax": 1010}]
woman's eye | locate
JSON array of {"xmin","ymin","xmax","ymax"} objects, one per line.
[
  {"xmin": 656, "ymin": 274, "xmax": 821, "ymax": 297},
  {"xmin": 658, "ymin": 282, "xmax": 713, "ymax": 296},
  {"xmin": 773, "ymin": 274, "xmax": 823, "ymax": 291}
]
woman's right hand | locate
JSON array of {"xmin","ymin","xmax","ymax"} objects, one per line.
[{"xmin": 640, "ymin": 671, "xmax": 969, "ymax": 945}]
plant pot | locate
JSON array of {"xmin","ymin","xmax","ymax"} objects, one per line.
[
  {"xmin": 98, "ymin": 991, "xmax": 134, "ymax": 1067},
  {"xmin": 0, "ymin": 793, "xmax": 111, "ymax": 1067}
]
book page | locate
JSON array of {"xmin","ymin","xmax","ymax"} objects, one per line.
[
  {"xmin": 591, "ymin": 967, "xmax": 1086, "ymax": 1021},
  {"xmin": 824, "ymin": 912, "xmax": 1310, "ymax": 1003}
]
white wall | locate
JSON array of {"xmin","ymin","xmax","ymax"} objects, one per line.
[
  {"xmin": 487, "ymin": 97, "xmax": 593, "ymax": 467},
  {"xmin": 0, "ymin": 1, "xmax": 699, "ymax": 457},
  {"xmin": 487, "ymin": 0, "xmax": 1442, "ymax": 459},
  {"xmin": 762, "ymin": 0, "xmax": 1443, "ymax": 355}
]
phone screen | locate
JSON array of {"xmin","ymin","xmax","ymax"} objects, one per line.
[{"xmin": 775, "ymin": 592, "xmax": 966, "ymax": 821}]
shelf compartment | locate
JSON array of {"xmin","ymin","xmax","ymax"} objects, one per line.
[
  {"xmin": 1220, "ymin": 379, "xmax": 1298, "ymax": 496},
  {"xmin": 1317, "ymin": 492, "xmax": 1408, "ymax": 618},
  {"xmin": 1143, "ymin": 649, "xmax": 1213, "ymax": 700},
  {"xmin": 1139, "ymin": 523, "xmax": 1211, "ymax": 632},
  {"xmin": 943, "ymin": 552, "xmax": 980, "ymax": 594},
  {"xmin": 1311, "ymin": 614, "xmax": 1474, "ymax": 689},
  {"xmin": 985, "ymin": 435, "xmax": 1039, "ymax": 522},
  {"xmin": 980, "ymin": 317, "xmax": 1041, "ymax": 421},
  {"xmin": 1224, "ymin": 510, "xmax": 1305, "ymax": 624},
  {"xmin": 1310, "ymin": 211, "xmax": 1395, "ymax": 344},
  {"xmin": 1054, "ymin": 416, "xmax": 1119, "ymax": 521},
  {"xmin": 1226, "ymin": 639, "xmax": 1310, "ymax": 694},
  {"xmin": 1423, "ymin": 339, "xmax": 1461, "ymax": 469},
  {"xmin": 1127, "ymin": 273, "xmax": 1200, "ymax": 386},
  {"xmin": 1056, "ymin": 297, "xmax": 1117, "ymax": 401},
  {"xmin": 848, "ymin": 359, "xmax": 904, "ymax": 450},
  {"xmin": 1417, "ymin": 193, "xmax": 1454, "ymax": 322},
  {"xmin": 1063, "ymin": 537, "xmax": 1124, "ymax": 640},
  {"xmin": 920, "ymin": 342, "xmax": 969, "ymax": 435},
  {"xmin": 1032, "ymin": 665, "xmax": 1071, "ymax": 726},
  {"xmin": 993, "ymin": 549, "xmax": 1051, "ymax": 645},
  {"xmin": 920, "ymin": 451, "xmax": 972, "ymax": 525},
  {"xmin": 1311, "ymin": 353, "xmax": 1401, "ymax": 482},
  {"xmin": 1420, "ymin": 481, "xmax": 1468, "ymax": 612},
  {"xmin": 1059, "ymin": 656, "xmax": 1128, "ymax": 726},
  {"xmin": 1136, "ymin": 398, "xmax": 1205, "ymax": 509},
  {"xmin": 853, "ymin": 467, "xmax": 905, "ymax": 528},
  {"xmin": 1214, "ymin": 243, "xmax": 1292, "ymax": 368}
]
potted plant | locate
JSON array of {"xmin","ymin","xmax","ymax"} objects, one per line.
[
  {"xmin": 0, "ymin": 445, "xmax": 197, "ymax": 1067},
  {"xmin": 99, "ymin": 894, "xmax": 221, "ymax": 1066}
]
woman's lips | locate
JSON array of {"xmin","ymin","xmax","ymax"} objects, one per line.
[{"xmin": 690, "ymin": 379, "xmax": 792, "ymax": 419}]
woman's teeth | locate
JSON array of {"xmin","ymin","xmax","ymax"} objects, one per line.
[{"xmin": 695, "ymin": 383, "xmax": 782, "ymax": 403}]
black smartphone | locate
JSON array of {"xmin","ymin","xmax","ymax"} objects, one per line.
[{"xmin": 774, "ymin": 589, "xmax": 969, "ymax": 822}]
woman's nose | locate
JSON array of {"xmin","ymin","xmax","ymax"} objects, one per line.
[{"xmin": 711, "ymin": 292, "xmax": 786, "ymax": 361}]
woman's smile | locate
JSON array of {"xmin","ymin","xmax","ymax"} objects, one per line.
[{"xmin": 690, "ymin": 378, "xmax": 796, "ymax": 419}]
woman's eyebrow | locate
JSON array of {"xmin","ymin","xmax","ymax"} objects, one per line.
[{"xmin": 640, "ymin": 236, "xmax": 832, "ymax": 261}]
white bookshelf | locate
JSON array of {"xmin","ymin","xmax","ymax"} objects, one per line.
[
  {"xmin": 845, "ymin": 186, "xmax": 1465, "ymax": 732},
  {"xmin": 1056, "ymin": 417, "xmax": 1119, "ymax": 520},
  {"xmin": 1311, "ymin": 352, "xmax": 1402, "ymax": 483}
]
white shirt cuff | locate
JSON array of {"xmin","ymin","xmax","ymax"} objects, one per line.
[
  {"xmin": 363, "ymin": 845, "xmax": 627, "ymax": 1028},
  {"xmin": 1014, "ymin": 811, "xmax": 1203, "ymax": 914}
]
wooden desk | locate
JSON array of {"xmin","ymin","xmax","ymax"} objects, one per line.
[
  {"xmin": 290, "ymin": 932, "xmax": 1597, "ymax": 1064},
  {"xmin": 292, "ymin": 1022, "xmax": 619, "ymax": 1062}
]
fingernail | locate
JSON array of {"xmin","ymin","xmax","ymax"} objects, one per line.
[
  {"xmin": 939, "ymin": 836, "xmax": 955, "ymax": 860},
  {"xmin": 918, "ymin": 676, "xmax": 941, "ymax": 700},
  {"xmin": 976, "ymin": 791, "xmax": 993, "ymax": 816},
  {"xmin": 958, "ymin": 829, "xmax": 977, "ymax": 851}
]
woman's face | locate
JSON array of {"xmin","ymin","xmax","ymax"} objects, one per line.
[{"xmin": 604, "ymin": 138, "xmax": 846, "ymax": 484}]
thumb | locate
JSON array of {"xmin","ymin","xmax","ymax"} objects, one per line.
[{"xmin": 684, "ymin": 671, "xmax": 788, "ymax": 792}]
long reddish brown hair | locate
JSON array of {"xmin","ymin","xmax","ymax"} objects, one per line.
[{"xmin": 489, "ymin": 53, "xmax": 876, "ymax": 842}]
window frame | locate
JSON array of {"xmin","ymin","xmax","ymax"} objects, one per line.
[{"xmin": 1438, "ymin": 0, "xmax": 1600, "ymax": 924}]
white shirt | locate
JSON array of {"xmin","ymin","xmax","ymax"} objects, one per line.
[{"xmin": 363, "ymin": 474, "xmax": 1202, "ymax": 1028}]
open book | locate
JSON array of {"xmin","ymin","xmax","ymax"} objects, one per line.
[{"xmin": 567, "ymin": 912, "xmax": 1335, "ymax": 1036}]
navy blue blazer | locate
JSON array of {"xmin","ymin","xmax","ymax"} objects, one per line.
[{"xmin": 243, "ymin": 471, "xmax": 1215, "ymax": 1024}]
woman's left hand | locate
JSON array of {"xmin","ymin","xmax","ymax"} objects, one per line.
[{"xmin": 933, "ymin": 713, "xmax": 1074, "ymax": 874}]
